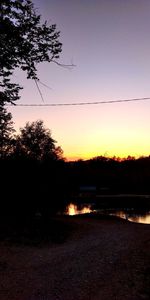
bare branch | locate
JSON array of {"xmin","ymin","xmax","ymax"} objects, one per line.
[{"xmin": 52, "ymin": 60, "xmax": 76, "ymax": 69}]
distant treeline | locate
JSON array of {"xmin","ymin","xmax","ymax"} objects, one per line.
[
  {"xmin": 1, "ymin": 154, "xmax": 150, "ymax": 219},
  {"xmin": 68, "ymin": 155, "xmax": 150, "ymax": 195},
  {"xmin": 1, "ymin": 116, "xmax": 150, "ymax": 221},
  {"xmin": 67, "ymin": 156, "xmax": 150, "ymax": 210}
]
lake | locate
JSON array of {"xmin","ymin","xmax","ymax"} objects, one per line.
[{"xmin": 65, "ymin": 203, "xmax": 150, "ymax": 224}]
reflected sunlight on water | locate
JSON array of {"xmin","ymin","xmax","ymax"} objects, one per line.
[
  {"xmin": 66, "ymin": 203, "xmax": 92, "ymax": 216},
  {"xmin": 111, "ymin": 211, "xmax": 150, "ymax": 224},
  {"xmin": 65, "ymin": 203, "xmax": 150, "ymax": 224},
  {"xmin": 128, "ymin": 214, "xmax": 150, "ymax": 224}
]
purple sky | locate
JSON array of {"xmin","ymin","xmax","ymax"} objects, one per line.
[{"xmin": 9, "ymin": 0, "xmax": 150, "ymax": 160}]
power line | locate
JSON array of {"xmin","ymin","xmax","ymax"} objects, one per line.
[
  {"xmin": 34, "ymin": 79, "xmax": 45, "ymax": 102},
  {"xmin": 7, "ymin": 97, "xmax": 150, "ymax": 107},
  {"xmin": 39, "ymin": 80, "xmax": 52, "ymax": 90}
]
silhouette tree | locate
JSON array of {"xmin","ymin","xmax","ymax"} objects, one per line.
[
  {"xmin": 14, "ymin": 120, "xmax": 63, "ymax": 161},
  {"xmin": 0, "ymin": 106, "xmax": 15, "ymax": 158},
  {"xmin": 0, "ymin": 0, "xmax": 62, "ymax": 106}
]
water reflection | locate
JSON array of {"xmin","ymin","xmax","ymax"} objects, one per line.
[
  {"xmin": 66, "ymin": 203, "xmax": 92, "ymax": 216},
  {"xmin": 112, "ymin": 211, "xmax": 150, "ymax": 224},
  {"xmin": 65, "ymin": 203, "xmax": 150, "ymax": 224}
]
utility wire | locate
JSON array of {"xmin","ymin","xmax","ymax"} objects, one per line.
[
  {"xmin": 34, "ymin": 79, "xmax": 45, "ymax": 102},
  {"xmin": 7, "ymin": 97, "xmax": 150, "ymax": 107},
  {"xmin": 39, "ymin": 80, "xmax": 52, "ymax": 90}
]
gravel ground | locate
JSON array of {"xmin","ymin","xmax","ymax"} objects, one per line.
[{"xmin": 0, "ymin": 215, "xmax": 150, "ymax": 300}]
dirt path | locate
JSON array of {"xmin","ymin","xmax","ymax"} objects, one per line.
[{"xmin": 0, "ymin": 215, "xmax": 150, "ymax": 300}]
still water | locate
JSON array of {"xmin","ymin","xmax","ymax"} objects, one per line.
[
  {"xmin": 66, "ymin": 203, "xmax": 92, "ymax": 215},
  {"xmin": 111, "ymin": 210, "xmax": 150, "ymax": 224},
  {"xmin": 65, "ymin": 203, "xmax": 150, "ymax": 224}
]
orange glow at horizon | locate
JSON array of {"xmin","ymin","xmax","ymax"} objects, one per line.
[
  {"xmin": 63, "ymin": 139, "xmax": 150, "ymax": 161},
  {"xmin": 10, "ymin": 100, "xmax": 150, "ymax": 162},
  {"xmin": 7, "ymin": 0, "xmax": 150, "ymax": 163},
  {"xmin": 65, "ymin": 149, "xmax": 150, "ymax": 162}
]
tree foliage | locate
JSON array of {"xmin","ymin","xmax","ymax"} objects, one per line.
[
  {"xmin": 0, "ymin": 106, "xmax": 15, "ymax": 157},
  {"xmin": 0, "ymin": 0, "xmax": 62, "ymax": 105},
  {"xmin": 14, "ymin": 120, "xmax": 63, "ymax": 160}
]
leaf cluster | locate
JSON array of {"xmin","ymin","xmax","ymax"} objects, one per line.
[
  {"xmin": 15, "ymin": 120, "xmax": 62, "ymax": 161},
  {"xmin": 0, "ymin": 0, "xmax": 62, "ymax": 104}
]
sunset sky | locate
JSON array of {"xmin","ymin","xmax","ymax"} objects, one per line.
[{"xmin": 9, "ymin": 0, "xmax": 150, "ymax": 160}]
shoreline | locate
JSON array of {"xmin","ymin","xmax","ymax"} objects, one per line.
[{"xmin": 0, "ymin": 215, "xmax": 150, "ymax": 299}]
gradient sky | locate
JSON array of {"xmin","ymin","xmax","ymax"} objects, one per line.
[{"xmin": 9, "ymin": 0, "xmax": 150, "ymax": 160}]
